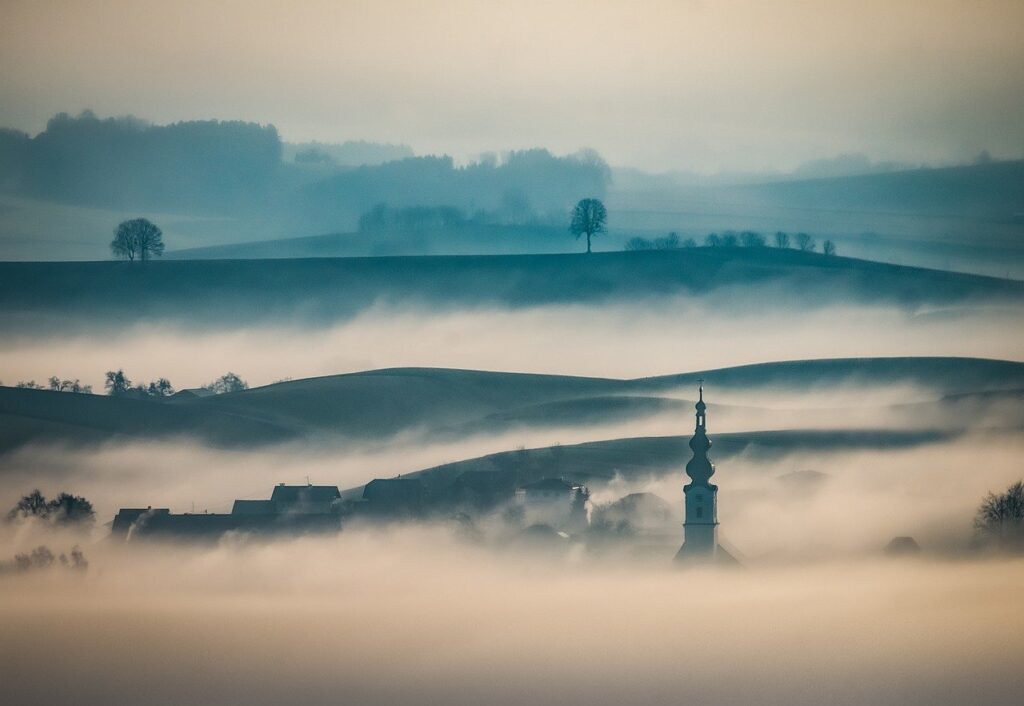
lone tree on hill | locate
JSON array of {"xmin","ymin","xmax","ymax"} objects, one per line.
[
  {"xmin": 569, "ymin": 198, "xmax": 607, "ymax": 254},
  {"xmin": 823, "ymin": 240, "xmax": 837, "ymax": 256},
  {"xmin": 774, "ymin": 232, "xmax": 790, "ymax": 248},
  {"xmin": 111, "ymin": 218, "xmax": 165, "ymax": 262}
]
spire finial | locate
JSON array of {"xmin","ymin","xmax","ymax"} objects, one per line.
[{"xmin": 698, "ymin": 378, "xmax": 704, "ymax": 402}]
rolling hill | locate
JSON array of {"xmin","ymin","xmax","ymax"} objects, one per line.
[
  {"xmin": 1, "ymin": 249, "xmax": 1021, "ymax": 332},
  {"xmin": 1, "ymin": 357, "xmax": 1021, "ymax": 455},
  {"xmin": 341, "ymin": 428, "xmax": 958, "ymax": 500}
]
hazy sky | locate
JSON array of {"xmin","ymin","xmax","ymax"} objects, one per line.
[{"xmin": 1, "ymin": 0, "xmax": 1022, "ymax": 171}]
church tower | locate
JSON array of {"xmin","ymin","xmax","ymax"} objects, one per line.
[{"xmin": 675, "ymin": 384, "xmax": 721, "ymax": 562}]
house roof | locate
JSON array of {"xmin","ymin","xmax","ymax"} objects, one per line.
[
  {"xmin": 232, "ymin": 499, "xmax": 277, "ymax": 515},
  {"xmin": 270, "ymin": 485, "xmax": 341, "ymax": 505},
  {"xmin": 362, "ymin": 477, "xmax": 424, "ymax": 499}
]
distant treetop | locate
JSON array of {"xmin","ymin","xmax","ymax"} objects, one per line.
[
  {"xmin": 111, "ymin": 218, "xmax": 164, "ymax": 262},
  {"xmin": 569, "ymin": 198, "xmax": 608, "ymax": 254}
]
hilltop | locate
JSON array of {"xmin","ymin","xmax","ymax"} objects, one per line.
[
  {"xmin": 341, "ymin": 428, "xmax": 956, "ymax": 499},
  {"xmin": 0, "ymin": 249, "xmax": 1020, "ymax": 331},
  {"xmin": 610, "ymin": 160, "xmax": 1024, "ymax": 277},
  {"xmin": 1, "ymin": 357, "xmax": 1021, "ymax": 455}
]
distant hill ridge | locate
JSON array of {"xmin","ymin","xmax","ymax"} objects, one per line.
[
  {"xmin": 1, "ymin": 356, "xmax": 1022, "ymax": 455},
  {"xmin": 1, "ymin": 249, "xmax": 1021, "ymax": 331}
]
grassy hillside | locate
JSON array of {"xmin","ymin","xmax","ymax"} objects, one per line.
[
  {"xmin": 342, "ymin": 428, "xmax": 958, "ymax": 499},
  {"xmin": 166, "ymin": 224, "xmax": 575, "ymax": 259},
  {"xmin": 0, "ymin": 385, "xmax": 298, "ymax": 452},
  {"xmin": 2, "ymin": 357, "xmax": 1021, "ymax": 455},
  {"xmin": 609, "ymin": 160, "xmax": 1024, "ymax": 277},
  {"xmin": 739, "ymin": 160, "xmax": 1024, "ymax": 223},
  {"xmin": 1, "ymin": 249, "xmax": 1021, "ymax": 331}
]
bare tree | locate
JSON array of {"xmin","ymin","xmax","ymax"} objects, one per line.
[
  {"xmin": 47, "ymin": 376, "xmax": 92, "ymax": 393},
  {"xmin": 105, "ymin": 369, "xmax": 132, "ymax": 395},
  {"xmin": 654, "ymin": 232, "xmax": 681, "ymax": 250},
  {"xmin": 6, "ymin": 490, "xmax": 95, "ymax": 529},
  {"xmin": 795, "ymin": 232, "xmax": 816, "ymax": 252},
  {"xmin": 823, "ymin": 240, "xmax": 837, "ymax": 256},
  {"xmin": 975, "ymin": 480, "xmax": 1024, "ymax": 551},
  {"xmin": 774, "ymin": 231, "xmax": 790, "ymax": 248},
  {"xmin": 111, "ymin": 218, "xmax": 165, "ymax": 262},
  {"xmin": 740, "ymin": 231, "xmax": 766, "ymax": 247},
  {"xmin": 704, "ymin": 233, "xmax": 722, "ymax": 247},
  {"xmin": 6, "ymin": 490, "xmax": 48, "ymax": 521},
  {"xmin": 625, "ymin": 237, "xmax": 653, "ymax": 251},
  {"xmin": 46, "ymin": 493, "xmax": 96, "ymax": 527},
  {"xmin": 204, "ymin": 372, "xmax": 249, "ymax": 394},
  {"xmin": 139, "ymin": 378, "xmax": 175, "ymax": 397},
  {"xmin": 569, "ymin": 198, "xmax": 607, "ymax": 254}
]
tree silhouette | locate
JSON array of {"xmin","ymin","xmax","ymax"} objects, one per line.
[
  {"xmin": 740, "ymin": 231, "xmax": 766, "ymax": 247},
  {"xmin": 774, "ymin": 232, "xmax": 790, "ymax": 248},
  {"xmin": 795, "ymin": 232, "xmax": 816, "ymax": 252},
  {"xmin": 5, "ymin": 490, "xmax": 95, "ymax": 529},
  {"xmin": 823, "ymin": 240, "xmax": 837, "ymax": 256},
  {"xmin": 6, "ymin": 490, "xmax": 48, "ymax": 521},
  {"xmin": 654, "ymin": 232, "xmax": 681, "ymax": 250},
  {"xmin": 46, "ymin": 493, "xmax": 96, "ymax": 528},
  {"xmin": 47, "ymin": 377, "xmax": 92, "ymax": 393},
  {"xmin": 105, "ymin": 369, "xmax": 132, "ymax": 395},
  {"xmin": 140, "ymin": 378, "xmax": 175, "ymax": 397},
  {"xmin": 204, "ymin": 372, "xmax": 249, "ymax": 394},
  {"xmin": 975, "ymin": 480, "xmax": 1024, "ymax": 551},
  {"xmin": 569, "ymin": 198, "xmax": 607, "ymax": 253},
  {"xmin": 111, "ymin": 218, "xmax": 165, "ymax": 262}
]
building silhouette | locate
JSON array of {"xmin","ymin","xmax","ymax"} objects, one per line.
[
  {"xmin": 111, "ymin": 483, "xmax": 343, "ymax": 541},
  {"xmin": 675, "ymin": 384, "xmax": 737, "ymax": 564}
]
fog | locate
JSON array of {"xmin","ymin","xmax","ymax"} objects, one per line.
[
  {"xmin": 2, "ymin": 296, "xmax": 1023, "ymax": 705},
  {"xmin": 2, "ymin": 1, "xmax": 1022, "ymax": 699},
  {"xmin": 1, "ymin": 528, "xmax": 1023, "ymax": 705},
  {"xmin": 2, "ymin": 297, "xmax": 1022, "ymax": 391}
]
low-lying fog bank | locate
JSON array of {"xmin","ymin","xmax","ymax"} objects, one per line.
[
  {"xmin": 2, "ymin": 432, "xmax": 1021, "ymax": 558},
  {"xmin": 1, "ymin": 530, "xmax": 1022, "ymax": 706},
  {"xmin": 2, "ymin": 297, "xmax": 1023, "ymax": 390}
]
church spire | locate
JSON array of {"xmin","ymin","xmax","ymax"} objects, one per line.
[
  {"xmin": 676, "ymin": 383, "xmax": 738, "ymax": 564},
  {"xmin": 685, "ymin": 382, "xmax": 715, "ymax": 488}
]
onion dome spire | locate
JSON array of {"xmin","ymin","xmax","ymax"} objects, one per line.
[{"xmin": 685, "ymin": 381, "xmax": 715, "ymax": 488}]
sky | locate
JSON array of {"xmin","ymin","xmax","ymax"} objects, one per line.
[{"xmin": 1, "ymin": 0, "xmax": 1023, "ymax": 172}]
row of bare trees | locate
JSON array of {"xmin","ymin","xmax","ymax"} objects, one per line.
[
  {"xmin": 624, "ymin": 229, "xmax": 837, "ymax": 255},
  {"xmin": 6, "ymin": 490, "xmax": 95, "ymax": 528},
  {"xmin": 13, "ymin": 377, "xmax": 92, "ymax": 393},
  {"xmin": 104, "ymin": 370, "xmax": 248, "ymax": 397},
  {"xmin": 5, "ymin": 371, "xmax": 248, "ymax": 397}
]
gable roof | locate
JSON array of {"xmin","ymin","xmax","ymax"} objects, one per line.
[
  {"xmin": 232, "ymin": 499, "xmax": 277, "ymax": 515},
  {"xmin": 270, "ymin": 485, "xmax": 341, "ymax": 505},
  {"xmin": 362, "ymin": 477, "xmax": 424, "ymax": 499}
]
